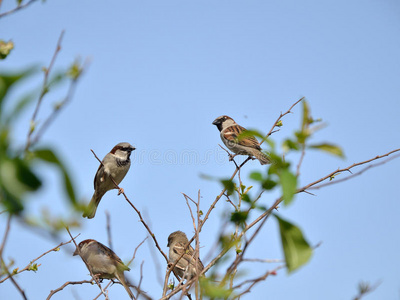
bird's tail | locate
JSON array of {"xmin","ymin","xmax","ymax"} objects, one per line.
[
  {"xmin": 82, "ymin": 193, "xmax": 102, "ymax": 219},
  {"xmin": 116, "ymin": 272, "xmax": 134, "ymax": 299},
  {"xmin": 252, "ymin": 149, "xmax": 271, "ymax": 165}
]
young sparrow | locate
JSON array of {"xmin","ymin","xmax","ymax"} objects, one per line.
[
  {"xmin": 83, "ymin": 142, "xmax": 135, "ymax": 219},
  {"xmin": 73, "ymin": 239, "xmax": 134, "ymax": 299},
  {"xmin": 212, "ymin": 115, "xmax": 270, "ymax": 165},
  {"xmin": 167, "ymin": 231, "xmax": 204, "ymax": 280}
]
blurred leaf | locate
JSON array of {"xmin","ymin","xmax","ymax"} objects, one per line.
[
  {"xmin": 262, "ymin": 178, "xmax": 277, "ymax": 190},
  {"xmin": 279, "ymin": 169, "xmax": 297, "ymax": 206},
  {"xmin": 0, "ymin": 157, "xmax": 42, "ymax": 214},
  {"xmin": 249, "ymin": 171, "xmax": 263, "ymax": 181},
  {"xmin": 0, "ymin": 158, "xmax": 41, "ymax": 194},
  {"xmin": 301, "ymin": 100, "xmax": 311, "ymax": 131},
  {"xmin": 282, "ymin": 138, "xmax": 299, "ymax": 152},
  {"xmin": 200, "ymin": 277, "xmax": 233, "ymax": 298},
  {"xmin": 294, "ymin": 130, "xmax": 310, "ymax": 145},
  {"xmin": 230, "ymin": 211, "xmax": 248, "ymax": 226},
  {"xmin": 4, "ymin": 92, "xmax": 36, "ymax": 125},
  {"xmin": 275, "ymin": 214, "xmax": 312, "ymax": 273},
  {"xmin": 67, "ymin": 61, "xmax": 83, "ymax": 80},
  {"xmin": 221, "ymin": 179, "xmax": 235, "ymax": 196},
  {"xmin": 268, "ymin": 153, "xmax": 290, "ymax": 175},
  {"xmin": 48, "ymin": 70, "xmax": 68, "ymax": 88},
  {"xmin": 0, "ymin": 189, "xmax": 23, "ymax": 214},
  {"xmin": 309, "ymin": 143, "xmax": 345, "ymax": 158},
  {"xmin": 33, "ymin": 148, "xmax": 77, "ymax": 206},
  {"xmin": 276, "ymin": 120, "xmax": 283, "ymax": 127},
  {"xmin": 0, "ymin": 40, "xmax": 14, "ymax": 60},
  {"xmin": 0, "ymin": 67, "xmax": 37, "ymax": 112}
]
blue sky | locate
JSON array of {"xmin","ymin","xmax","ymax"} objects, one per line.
[{"xmin": 1, "ymin": 0, "xmax": 400, "ymax": 299}]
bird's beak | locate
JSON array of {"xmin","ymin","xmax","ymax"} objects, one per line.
[
  {"xmin": 73, "ymin": 248, "xmax": 79, "ymax": 256},
  {"xmin": 131, "ymin": 146, "xmax": 136, "ymax": 151},
  {"xmin": 212, "ymin": 118, "xmax": 221, "ymax": 126}
]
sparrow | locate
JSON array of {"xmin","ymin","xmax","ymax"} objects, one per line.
[
  {"xmin": 167, "ymin": 231, "xmax": 204, "ymax": 280},
  {"xmin": 83, "ymin": 142, "xmax": 135, "ymax": 219},
  {"xmin": 73, "ymin": 239, "xmax": 134, "ymax": 299},
  {"xmin": 212, "ymin": 115, "xmax": 270, "ymax": 165}
]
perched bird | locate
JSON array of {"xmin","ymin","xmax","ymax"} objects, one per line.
[
  {"xmin": 73, "ymin": 239, "xmax": 134, "ymax": 299},
  {"xmin": 83, "ymin": 142, "xmax": 135, "ymax": 219},
  {"xmin": 212, "ymin": 115, "xmax": 270, "ymax": 165},
  {"xmin": 167, "ymin": 231, "xmax": 204, "ymax": 280}
]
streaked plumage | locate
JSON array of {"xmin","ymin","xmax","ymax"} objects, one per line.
[
  {"xmin": 167, "ymin": 231, "xmax": 204, "ymax": 280},
  {"xmin": 212, "ymin": 115, "xmax": 270, "ymax": 165}
]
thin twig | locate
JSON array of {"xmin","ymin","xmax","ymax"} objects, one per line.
[
  {"xmin": 0, "ymin": 0, "xmax": 39, "ymax": 18},
  {"xmin": 0, "ymin": 214, "xmax": 12, "ymax": 257},
  {"xmin": 0, "ymin": 233, "xmax": 80, "ymax": 283},
  {"xmin": 105, "ymin": 210, "xmax": 113, "ymax": 250},
  {"xmin": 127, "ymin": 237, "xmax": 148, "ymax": 266},
  {"xmin": 232, "ymin": 265, "xmax": 284, "ymax": 298},
  {"xmin": 46, "ymin": 280, "xmax": 93, "ymax": 300},
  {"xmin": 135, "ymin": 261, "xmax": 145, "ymax": 300},
  {"xmin": 25, "ymin": 31, "xmax": 64, "ymax": 151},
  {"xmin": 309, "ymin": 153, "xmax": 400, "ymax": 190}
]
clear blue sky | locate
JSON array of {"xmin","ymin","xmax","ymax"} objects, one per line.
[{"xmin": 1, "ymin": 1, "xmax": 400, "ymax": 299}]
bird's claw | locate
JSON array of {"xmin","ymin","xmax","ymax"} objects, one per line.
[{"xmin": 118, "ymin": 188, "xmax": 124, "ymax": 195}]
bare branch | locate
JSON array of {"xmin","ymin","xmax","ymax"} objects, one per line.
[
  {"xmin": 0, "ymin": 214, "xmax": 12, "ymax": 258},
  {"xmin": 232, "ymin": 265, "xmax": 284, "ymax": 298},
  {"xmin": 25, "ymin": 31, "xmax": 64, "ymax": 151},
  {"xmin": 127, "ymin": 237, "xmax": 148, "ymax": 267},
  {"xmin": 105, "ymin": 210, "xmax": 113, "ymax": 250},
  {"xmin": 0, "ymin": 0, "xmax": 39, "ymax": 18},
  {"xmin": 262, "ymin": 97, "xmax": 304, "ymax": 144},
  {"xmin": 0, "ymin": 233, "xmax": 80, "ymax": 283},
  {"xmin": 46, "ymin": 280, "xmax": 94, "ymax": 300}
]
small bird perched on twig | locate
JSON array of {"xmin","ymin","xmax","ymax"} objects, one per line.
[
  {"xmin": 83, "ymin": 142, "xmax": 135, "ymax": 219},
  {"xmin": 212, "ymin": 115, "xmax": 270, "ymax": 165},
  {"xmin": 167, "ymin": 231, "xmax": 204, "ymax": 280},
  {"xmin": 73, "ymin": 239, "xmax": 134, "ymax": 299}
]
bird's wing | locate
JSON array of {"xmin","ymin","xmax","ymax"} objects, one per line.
[
  {"xmin": 97, "ymin": 242, "xmax": 130, "ymax": 271},
  {"xmin": 223, "ymin": 125, "xmax": 261, "ymax": 150},
  {"xmin": 173, "ymin": 243, "xmax": 203, "ymax": 272},
  {"xmin": 93, "ymin": 164, "xmax": 106, "ymax": 190}
]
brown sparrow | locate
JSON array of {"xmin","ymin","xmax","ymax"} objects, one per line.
[
  {"xmin": 83, "ymin": 142, "xmax": 135, "ymax": 219},
  {"xmin": 167, "ymin": 231, "xmax": 204, "ymax": 280},
  {"xmin": 212, "ymin": 115, "xmax": 270, "ymax": 165},
  {"xmin": 73, "ymin": 239, "xmax": 134, "ymax": 299}
]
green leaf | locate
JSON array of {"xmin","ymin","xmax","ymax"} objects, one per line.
[
  {"xmin": 67, "ymin": 61, "xmax": 83, "ymax": 80},
  {"xmin": 275, "ymin": 214, "xmax": 312, "ymax": 273},
  {"xmin": 249, "ymin": 171, "xmax": 263, "ymax": 181},
  {"xmin": 309, "ymin": 143, "xmax": 345, "ymax": 158},
  {"xmin": 0, "ymin": 40, "xmax": 14, "ymax": 60},
  {"xmin": 279, "ymin": 169, "xmax": 297, "ymax": 206},
  {"xmin": 262, "ymin": 178, "xmax": 277, "ymax": 190},
  {"xmin": 4, "ymin": 92, "xmax": 36, "ymax": 125},
  {"xmin": 0, "ymin": 157, "xmax": 42, "ymax": 214},
  {"xmin": 33, "ymin": 148, "xmax": 77, "ymax": 206},
  {"xmin": 0, "ymin": 67, "xmax": 37, "ymax": 112},
  {"xmin": 282, "ymin": 139, "xmax": 299, "ymax": 151},
  {"xmin": 200, "ymin": 277, "xmax": 233, "ymax": 298},
  {"xmin": 301, "ymin": 100, "xmax": 311, "ymax": 131},
  {"xmin": 221, "ymin": 179, "xmax": 235, "ymax": 195},
  {"xmin": 230, "ymin": 211, "xmax": 248, "ymax": 226}
]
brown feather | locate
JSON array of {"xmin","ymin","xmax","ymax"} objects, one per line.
[{"xmin": 223, "ymin": 125, "xmax": 262, "ymax": 150}]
